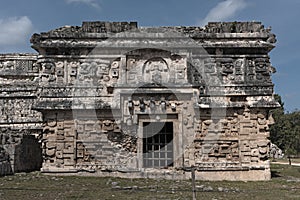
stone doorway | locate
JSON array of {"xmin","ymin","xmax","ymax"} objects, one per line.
[{"xmin": 142, "ymin": 122, "xmax": 174, "ymax": 168}]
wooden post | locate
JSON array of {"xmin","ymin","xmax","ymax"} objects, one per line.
[{"xmin": 191, "ymin": 166, "xmax": 196, "ymax": 200}]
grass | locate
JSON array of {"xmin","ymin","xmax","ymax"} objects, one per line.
[{"xmin": 0, "ymin": 164, "xmax": 299, "ymax": 200}]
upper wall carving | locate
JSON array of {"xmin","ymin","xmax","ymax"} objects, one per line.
[
  {"xmin": 126, "ymin": 49, "xmax": 187, "ymax": 86},
  {"xmin": 30, "ymin": 21, "xmax": 276, "ymax": 55},
  {"xmin": 31, "ymin": 21, "xmax": 274, "ymax": 39}
]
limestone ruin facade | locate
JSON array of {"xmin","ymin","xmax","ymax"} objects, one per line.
[{"xmin": 0, "ymin": 21, "xmax": 279, "ymax": 180}]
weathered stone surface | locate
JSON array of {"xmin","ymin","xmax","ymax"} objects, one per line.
[
  {"xmin": 0, "ymin": 21, "xmax": 279, "ymax": 180},
  {"xmin": 269, "ymin": 143, "xmax": 284, "ymax": 159},
  {"xmin": 0, "ymin": 54, "xmax": 42, "ymax": 176}
]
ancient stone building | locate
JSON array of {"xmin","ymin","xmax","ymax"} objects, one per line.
[
  {"xmin": 0, "ymin": 21, "xmax": 279, "ymax": 180},
  {"xmin": 0, "ymin": 53, "xmax": 42, "ymax": 175}
]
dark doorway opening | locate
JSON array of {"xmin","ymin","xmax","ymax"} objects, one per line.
[{"xmin": 143, "ymin": 122, "xmax": 173, "ymax": 168}]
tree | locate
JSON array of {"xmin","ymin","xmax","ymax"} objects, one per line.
[
  {"xmin": 269, "ymin": 94, "xmax": 300, "ymax": 164},
  {"xmin": 269, "ymin": 94, "xmax": 285, "ymax": 150}
]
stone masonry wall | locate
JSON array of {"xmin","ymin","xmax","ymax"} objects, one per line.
[
  {"xmin": 0, "ymin": 21, "xmax": 279, "ymax": 180},
  {"xmin": 0, "ymin": 54, "xmax": 42, "ymax": 175}
]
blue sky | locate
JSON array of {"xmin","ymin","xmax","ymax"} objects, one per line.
[{"xmin": 0, "ymin": 0, "xmax": 299, "ymax": 112}]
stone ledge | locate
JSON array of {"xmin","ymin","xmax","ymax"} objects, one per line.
[{"xmin": 41, "ymin": 168, "xmax": 271, "ymax": 181}]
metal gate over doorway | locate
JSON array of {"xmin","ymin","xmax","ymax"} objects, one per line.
[{"xmin": 142, "ymin": 122, "xmax": 174, "ymax": 168}]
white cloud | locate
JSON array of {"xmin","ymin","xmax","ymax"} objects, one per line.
[
  {"xmin": 198, "ymin": 0, "xmax": 248, "ymax": 26},
  {"xmin": 0, "ymin": 16, "xmax": 34, "ymax": 46},
  {"xmin": 65, "ymin": 0, "xmax": 101, "ymax": 10}
]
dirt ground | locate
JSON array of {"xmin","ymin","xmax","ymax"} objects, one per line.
[{"xmin": 0, "ymin": 164, "xmax": 299, "ymax": 200}]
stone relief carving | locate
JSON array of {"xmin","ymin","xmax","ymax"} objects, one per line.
[
  {"xmin": 42, "ymin": 115, "xmax": 137, "ymax": 171},
  {"xmin": 0, "ymin": 59, "xmax": 37, "ymax": 74},
  {"xmin": 40, "ymin": 62, "xmax": 56, "ymax": 84},
  {"xmin": 0, "ymin": 21, "xmax": 279, "ymax": 180},
  {"xmin": 143, "ymin": 58, "xmax": 169, "ymax": 84},
  {"xmin": 41, "ymin": 114, "xmax": 75, "ymax": 169},
  {"xmin": 38, "ymin": 59, "xmax": 121, "ymax": 88},
  {"xmin": 245, "ymin": 58, "xmax": 274, "ymax": 84},
  {"xmin": 188, "ymin": 106, "xmax": 273, "ymax": 169},
  {"xmin": 187, "ymin": 60, "xmax": 204, "ymax": 85},
  {"xmin": 126, "ymin": 52, "xmax": 188, "ymax": 86},
  {"xmin": 193, "ymin": 140, "xmax": 240, "ymax": 165},
  {"xmin": 0, "ymin": 99, "xmax": 42, "ymax": 123},
  {"xmin": 75, "ymin": 119, "xmax": 136, "ymax": 171},
  {"xmin": 172, "ymin": 56, "xmax": 186, "ymax": 83}
]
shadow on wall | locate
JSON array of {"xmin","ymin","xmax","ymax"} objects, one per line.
[
  {"xmin": 0, "ymin": 147, "xmax": 13, "ymax": 176},
  {"xmin": 14, "ymin": 135, "xmax": 42, "ymax": 173},
  {"xmin": 0, "ymin": 135, "xmax": 42, "ymax": 176}
]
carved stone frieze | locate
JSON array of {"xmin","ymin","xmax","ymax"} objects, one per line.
[{"xmin": 0, "ymin": 21, "xmax": 279, "ymax": 180}]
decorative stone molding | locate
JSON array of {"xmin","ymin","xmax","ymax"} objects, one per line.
[{"xmin": 0, "ymin": 21, "xmax": 279, "ymax": 180}]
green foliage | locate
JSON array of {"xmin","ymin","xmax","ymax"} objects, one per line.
[{"xmin": 270, "ymin": 94, "xmax": 300, "ymax": 156}]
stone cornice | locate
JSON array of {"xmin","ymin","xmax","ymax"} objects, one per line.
[{"xmin": 31, "ymin": 21, "xmax": 276, "ymax": 54}]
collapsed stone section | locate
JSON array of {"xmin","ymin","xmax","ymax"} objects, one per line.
[{"xmin": 1, "ymin": 21, "xmax": 279, "ymax": 180}]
